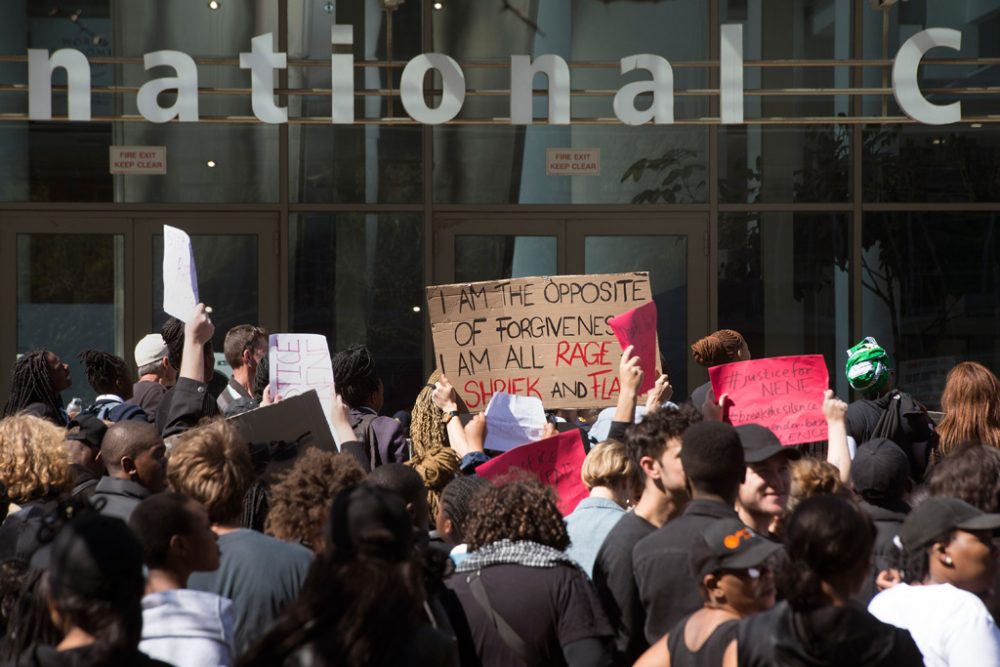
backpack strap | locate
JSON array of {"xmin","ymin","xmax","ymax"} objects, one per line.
[{"xmin": 466, "ymin": 570, "xmax": 544, "ymax": 667}]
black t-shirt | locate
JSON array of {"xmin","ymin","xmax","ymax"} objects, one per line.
[
  {"xmin": 592, "ymin": 511, "xmax": 656, "ymax": 664},
  {"xmin": 446, "ymin": 563, "xmax": 612, "ymax": 667},
  {"xmin": 633, "ymin": 499, "xmax": 740, "ymax": 644}
]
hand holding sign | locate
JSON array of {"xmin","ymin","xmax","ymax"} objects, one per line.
[
  {"xmin": 708, "ymin": 354, "xmax": 829, "ymax": 446},
  {"xmin": 269, "ymin": 334, "xmax": 338, "ymax": 447},
  {"xmin": 476, "ymin": 429, "xmax": 589, "ymax": 516},
  {"xmin": 609, "ymin": 300, "xmax": 659, "ymax": 395},
  {"xmin": 163, "ymin": 225, "xmax": 200, "ymax": 322}
]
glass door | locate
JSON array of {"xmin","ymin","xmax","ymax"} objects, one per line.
[{"xmin": 434, "ymin": 217, "xmax": 566, "ymax": 283}]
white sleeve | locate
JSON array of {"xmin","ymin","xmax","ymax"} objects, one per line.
[{"xmin": 945, "ymin": 601, "xmax": 1000, "ymax": 667}]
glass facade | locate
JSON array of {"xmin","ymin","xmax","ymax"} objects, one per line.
[{"xmin": 0, "ymin": 0, "xmax": 998, "ymax": 408}]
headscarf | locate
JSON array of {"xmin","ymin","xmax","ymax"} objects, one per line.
[{"xmin": 845, "ymin": 336, "xmax": 891, "ymax": 395}]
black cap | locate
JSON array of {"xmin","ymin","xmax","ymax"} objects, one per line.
[
  {"xmin": 691, "ymin": 518, "xmax": 783, "ymax": 578},
  {"xmin": 66, "ymin": 414, "xmax": 108, "ymax": 450},
  {"xmin": 852, "ymin": 438, "xmax": 909, "ymax": 501},
  {"xmin": 735, "ymin": 424, "xmax": 801, "ymax": 464},
  {"xmin": 899, "ymin": 497, "xmax": 1000, "ymax": 552},
  {"xmin": 326, "ymin": 484, "xmax": 413, "ymax": 562}
]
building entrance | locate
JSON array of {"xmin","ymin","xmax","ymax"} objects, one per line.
[{"xmin": 433, "ymin": 213, "xmax": 709, "ymax": 400}]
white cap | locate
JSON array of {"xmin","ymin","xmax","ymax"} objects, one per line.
[{"xmin": 134, "ymin": 334, "xmax": 168, "ymax": 368}]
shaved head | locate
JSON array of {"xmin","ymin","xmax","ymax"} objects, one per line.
[{"xmin": 101, "ymin": 421, "xmax": 160, "ymax": 473}]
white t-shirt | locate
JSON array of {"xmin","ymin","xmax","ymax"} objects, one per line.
[{"xmin": 869, "ymin": 582, "xmax": 1000, "ymax": 667}]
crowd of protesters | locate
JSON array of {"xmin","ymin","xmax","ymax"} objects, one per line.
[{"xmin": 2, "ymin": 308, "xmax": 1000, "ymax": 667}]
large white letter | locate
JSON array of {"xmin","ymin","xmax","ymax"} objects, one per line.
[
  {"xmin": 331, "ymin": 24, "xmax": 354, "ymax": 123},
  {"xmin": 400, "ymin": 54, "xmax": 465, "ymax": 124},
  {"xmin": 720, "ymin": 24, "xmax": 744, "ymax": 124},
  {"xmin": 239, "ymin": 33, "xmax": 287, "ymax": 124},
  {"xmin": 613, "ymin": 55, "xmax": 673, "ymax": 125},
  {"xmin": 510, "ymin": 55, "xmax": 570, "ymax": 125},
  {"xmin": 892, "ymin": 28, "xmax": 961, "ymax": 125},
  {"xmin": 28, "ymin": 48, "xmax": 91, "ymax": 121},
  {"xmin": 137, "ymin": 51, "xmax": 199, "ymax": 123}
]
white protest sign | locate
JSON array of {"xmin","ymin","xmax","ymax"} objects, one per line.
[
  {"xmin": 162, "ymin": 225, "xmax": 199, "ymax": 322},
  {"xmin": 268, "ymin": 333, "xmax": 339, "ymax": 446},
  {"xmin": 483, "ymin": 391, "xmax": 547, "ymax": 452}
]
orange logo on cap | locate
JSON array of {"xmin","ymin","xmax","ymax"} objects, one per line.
[{"xmin": 723, "ymin": 528, "xmax": 752, "ymax": 550}]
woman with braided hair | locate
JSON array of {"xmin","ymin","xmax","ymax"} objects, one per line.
[
  {"xmin": 77, "ymin": 349, "xmax": 147, "ymax": 422},
  {"xmin": 406, "ymin": 370, "xmax": 462, "ymax": 520},
  {"xmin": 689, "ymin": 329, "xmax": 749, "ymax": 414},
  {"xmin": 2, "ymin": 349, "xmax": 72, "ymax": 425}
]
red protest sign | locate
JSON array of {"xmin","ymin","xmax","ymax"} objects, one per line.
[
  {"xmin": 609, "ymin": 301, "xmax": 658, "ymax": 395},
  {"xmin": 476, "ymin": 429, "xmax": 589, "ymax": 516},
  {"xmin": 708, "ymin": 354, "xmax": 829, "ymax": 446}
]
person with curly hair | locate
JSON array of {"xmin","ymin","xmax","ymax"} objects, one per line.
[
  {"xmin": 265, "ymin": 449, "xmax": 366, "ymax": 552},
  {"xmin": 688, "ymin": 329, "xmax": 748, "ymax": 413},
  {"xmin": 0, "ymin": 414, "xmax": 73, "ymax": 561},
  {"xmin": 936, "ymin": 361, "xmax": 1000, "ymax": 457},
  {"xmin": 445, "ymin": 476, "xmax": 614, "ymax": 667},
  {"xmin": 405, "ymin": 371, "xmax": 461, "ymax": 521},
  {"xmin": 2, "ymin": 349, "xmax": 72, "ymax": 426}
]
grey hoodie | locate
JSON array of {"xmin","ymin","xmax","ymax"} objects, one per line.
[{"xmin": 140, "ymin": 589, "xmax": 235, "ymax": 667}]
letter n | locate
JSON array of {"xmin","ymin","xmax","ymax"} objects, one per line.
[{"xmin": 28, "ymin": 49, "xmax": 91, "ymax": 121}]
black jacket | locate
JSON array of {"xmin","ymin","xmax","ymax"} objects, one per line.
[
  {"xmin": 856, "ymin": 500, "xmax": 907, "ymax": 604},
  {"xmin": 90, "ymin": 477, "xmax": 150, "ymax": 522},
  {"xmin": 737, "ymin": 600, "xmax": 923, "ymax": 667}
]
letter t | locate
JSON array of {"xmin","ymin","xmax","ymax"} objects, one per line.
[{"xmin": 240, "ymin": 33, "xmax": 287, "ymax": 124}]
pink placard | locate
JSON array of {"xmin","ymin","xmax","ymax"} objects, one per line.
[
  {"xmin": 476, "ymin": 429, "xmax": 589, "ymax": 516},
  {"xmin": 708, "ymin": 354, "xmax": 829, "ymax": 446},
  {"xmin": 608, "ymin": 301, "xmax": 658, "ymax": 395}
]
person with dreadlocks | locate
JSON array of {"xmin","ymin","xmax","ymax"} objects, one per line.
[
  {"xmin": 78, "ymin": 349, "xmax": 148, "ymax": 423},
  {"xmin": 331, "ymin": 345, "xmax": 408, "ymax": 469},
  {"xmin": 2, "ymin": 349, "xmax": 72, "ymax": 426},
  {"xmin": 405, "ymin": 371, "xmax": 461, "ymax": 521}
]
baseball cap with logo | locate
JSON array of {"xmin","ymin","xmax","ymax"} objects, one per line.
[
  {"xmin": 899, "ymin": 497, "xmax": 1000, "ymax": 552},
  {"xmin": 691, "ymin": 518, "xmax": 783, "ymax": 578}
]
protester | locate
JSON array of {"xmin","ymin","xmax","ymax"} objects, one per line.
[
  {"xmin": 12, "ymin": 512, "xmax": 171, "ymax": 667},
  {"xmin": 331, "ymin": 345, "xmax": 408, "ymax": 467},
  {"xmin": 129, "ymin": 493, "xmax": 236, "ymax": 667},
  {"xmin": 155, "ymin": 315, "xmax": 219, "ymax": 437},
  {"xmin": 77, "ymin": 350, "xmax": 147, "ymax": 422},
  {"xmin": 564, "ymin": 440, "xmax": 636, "ymax": 577},
  {"xmin": 2, "ymin": 350, "xmax": 72, "ymax": 425},
  {"xmin": 633, "ymin": 420, "xmax": 745, "ymax": 644},
  {"xmin": 869, "ymin": 497, "xmax": 1000, "ymax": 666},
  {"xmin": 63, "ymin": 415, "xmax": 107, "ymax": 502},
  {"xmin": 238, "ymin": 484, "xmax": 458, "ymax": 666},
  {"xmin": 216, "ymin": 325, "xmax": 267, "ymax": 415},
  {"xmin": 786, "ymin": 458, "xmax": 847, "ymax": 514},
  {"xmin": 435, "ymin": 475, "xmax": 490, "ymax": 566},
  {"xmin": 405, "ymin": 371, "xmax": 461, "ymax": 519},
  {"xmin": 852, "ymin": 438, "xmax": 912, "ymax": 602},
  {"xmin": 936, "ymin": 361, "xmax": 1000, "ymax": 457},
  {"xmin": 92, "ymin": 420, "xmax": 167, "ymax": 522},
  {"xmin": 734, "ymin": 424, "xmax": 799, "ymax": 537},
  {"xmin": 445, "ymin": 476, "xmax": 613, "ymax": 666},
  {"xmin": 128, "ymin": 333, "xmax": 175, "ymax": 421},
  {"xmin": 634, "ymin": 518, "xmax": 781, "ymax": 667},
  {"xmin": 688, "ymin": 329, "xmax": 748, "ymax": 411},
  {"xmin": 368, "ymin": 463, "xmax": 431, "ymax": 533},
  {"xmin": 0, "ymin": 415, "xmax": 73, "ymax": 562},
  {"xmin": 168, "ymin": 419, "xmax": 313, "ymax": 653},
  {"xmin": 265, "ymin": 449, "xmax": 366, "ymax": 552},
  {"xmin": 739, "ymin": 495, "xmax": 923, "ymax": 666},
  {"xmin": 843, "ymin": 336, "xmax": 936, "ymax": 478}
]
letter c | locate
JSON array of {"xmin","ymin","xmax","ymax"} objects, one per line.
[{"xmin": 892, "ymin": 28, "xmax": 961, "ymax": 125}]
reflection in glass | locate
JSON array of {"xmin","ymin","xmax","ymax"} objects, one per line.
[
  {"xmin": 719, "ymin": 213, "xmax": 849, "ymax": 396},
  {"xmin": 455, "ymin": 236, "xmax": 557, "ymax": 283},
  {"xmin": 584, "ymin": 235, "xmax": 689, "ymax": 399},
  {"xmin": 17, "ymin": 234, "xmax": 124, "ymax": 404},
  {"xmin": 153, "ymin": 234, "xmax": 259, "ymax": 360},
  {"xmin": 289, "ymin": 213, "xmax": 423, "ymax": 415},
  {"xmin": 862, "ymin": 212, "xmax": 1000, "ymax": 409}
]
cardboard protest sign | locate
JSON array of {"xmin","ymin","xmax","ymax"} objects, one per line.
[
  {"xmin": 609, "ymin": 301, "xmax": 658, "ymax": 395},
  {"xmin": 476, "ymin": 429, "xmax": 588, "ymax": 516},
  {"xmin": 268, "ymin": 333, "xmax": 338, "ymax": 446},
  {"xmin": 709, "ymin": 354, "xmax": 829, "ymax": 446},
  {"xmin": 162, "ymin": 225, "xmax": 199, "ymax": 321},
  {"xmin": 483, "ymin": 392, "xmax": 547, "ymax": 452},
  {"xmin": 226, "ymin": 390, "xmax": 338, "ymax": 482},
  {"xmin": 426, "ymin": 273, "xmax": 653, "ymax": 410}
]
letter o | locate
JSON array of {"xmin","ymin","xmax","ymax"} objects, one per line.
[{"xmin": 400, "ymin": 54, "xmax": 466, "ymax": 124}]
